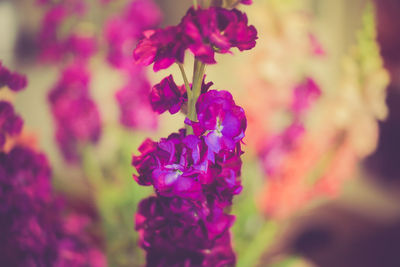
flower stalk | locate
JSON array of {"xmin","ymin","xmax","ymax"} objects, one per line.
[
  {"xmin": 132, "ymin": 1, "xmax": 257, "ymax": 265},
  {"xmin": 185, "ymin": 59, "xmax": 206, "ymax": 135}
]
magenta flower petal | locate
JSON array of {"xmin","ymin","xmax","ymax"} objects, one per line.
[
  {"xmin": 48, "ymin": 64, "xmax": 102, "ymax": 163},
  {"xmin": 135, "ymin": 196, "xmax": 236, "ymax": 266},
  {"xmin": 0, "ymin": 101, "xmax": 24, "ymax": 148},
  {"xmin": 291, "ymin": 77, "xmax": 321, "ymax": 116},
  {"xmin": 134, "ymin": 27, "xmax": 188, "ymax": 71},
  {"xmin": 191, "ymin": 90, "xmax": 246, "ymax": 157},
  {"xmin": 0, "ymin": 62, "xmax": 27, "ymax": 92},
  {"xmin": 181, "ymin": 7, "xmax": 257, "ymax": 63},
  {"xmin": 150, "ymin": 75, "xmax": 187, "ymax": 114}
]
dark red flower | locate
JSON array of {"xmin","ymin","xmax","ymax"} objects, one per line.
[
  {"xmin": 181, "ymin": 7, "xmax": 257, "ymax": 63},
  {"xmin": 136, "ymin": 196, "xmax": 235, "ymax": 267},
  {"xmin": 134, "ymin": 26, "xmax": 188, "ymax": 71},
  {"xmin": 150, "ymin": 75, "xmax": 186, "ymax": 114}
]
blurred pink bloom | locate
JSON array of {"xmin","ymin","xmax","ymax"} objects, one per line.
[
  {"xmin": 309, "ymin": 33, "xmax": 326, "ymax": 56},
  {"xmin": 259, "ymin": 122, "xmax": 305, "ymax": 176},
  {"xmin": 291, "ymin": 77, "xmax": 321, "ymax": 117},
  {"xmin": 105, "ymin": 0, "xmax": 161, "ymax": 68},
  {"xmin": 116, "ymin": 69, "xmax": 158, "ymax": 130},
  {"xmin": 49, "ymin": 63, "xmax": 102, "ymax": 163}
]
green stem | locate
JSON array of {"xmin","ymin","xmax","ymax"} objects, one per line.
[
  {"xmin": 193, "ymin": 0, "xmax": 199, "ymax": 9},
  {"xmin": 186, "ymin": 59, "xmax": 206, "ymax": 135},
  {"xmin": 237, "ymin": 221, "xmax": 279, "ymax": 267},
  {"xmin": 178, "ymin": 63, "xmax": 191, "ymax": 98},
  {"xmin": 81, "ymin": 144, "xmax": 108, "ymax": 194}
]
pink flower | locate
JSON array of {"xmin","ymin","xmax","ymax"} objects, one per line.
[
  {"xmin": 291, "ymin": 77, "xmax": 321, "ymax": 117},
  {"xmin": 0, "ymin": 61, "xmax": 27, "ymax": 92},
  {"xmin": 134, "ymin": 26, "xmax": 188, "ymax": 71},
  {"xmin": 182, "ymin": 7, "xmax": 257, "ymax": 63},
  {"xmin": 116, "ymin": 70, "xmax": 158, "ymax": 130},
  {"xmin": 48, "ymin": 64, "xmax": 101, "ymax": 163}
]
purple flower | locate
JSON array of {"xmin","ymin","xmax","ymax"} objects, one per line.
[
  {"xmin": 132, "ymin": 138, "xmax": 158, "ymax": 186},
  {"xmin": 37, "ymin": 3, "xmax": 95, "ymax": 62},
  {"xmin": 258, "ymin": 78, "xmax": 320, "ymax": 177},
  {"xmin": 150, "ymin": 75, "xmax": 186, "ymax": 114},
  {"xmin": 116, "ymin": 69, "xmax": 158, "ymax": 130},
  {"xmin": 133, "ymin": 131, "xmax": 209, "ymax": 200},
  {"xmin": 0, "ymin": 62, "xmax": 27, "ymax": 92},
  {"xmin": 136, "ymin": 196, "xmax": 235, "ymax": 267},
  {"xmin": 187, "ymin": 90, "xmax": 246, "ymax": 158},
  {"xmin": 106, "ymin": 0, "xmax": 161, "ymax": 130},
  {"xmin": 0, "ymin": 146, "xmax": 52, "ymax": 210},
  {"xmin": 259, "ymin": 122, "xmax": 305, "ymax": 176},
  {"xmin": 0, "ymin": 144, "xmax": 106, "ymax": 266},
  {"xmin": 132, "ymin": 4, "xmax": 254, "ymax": 266},
  {"xmin": 0, "ymin": 101, "xmax": 23, "ymax": 149},
  {"xmin": 124, "ymin": 0, "xmax": 161, "ymax": 29},
  {"xmin": 150, "ymin": 75, "xmax": 213, "ymax": 115},
  {"xmin": 134, "ymin": 26, "xmax": 188, "ymax": 71},
  {"xmin": 48, "ymin": 64, "xmax": 101, "ymax": 163},
  {"xmin": 54, "ymin": 210, "xmax": 106, "ymax": 267},
  {"xmin": 0, "ymin": 61, "xmax": 105, "ymax": 264},
  {"xmin": 0, "ymin": 146, "xmax": 53, "ymax": 265},
  {"xmin": 133, "ymin": 6, "xmax": 257, "ymax": 68},
  {"xmin": 206, "ymin": 145, "xmax": 243, "ymax": 207},
  {"xmin": 291, "ymin": 77, "xmax": 321, "ymax": 117},
  {"xmin": 181, "ymin": 7, "xmax": 257, "ymax": 63},
  {"xmin": 65, "ymin": 34, "xmax": 98, "ymax": 60},
  {"xmin": 105, "ymin": 0, "xmax": 161, "ymax": 68},
  {"xmin": 132, "ymin": 128, "xmax": 242, "ymax": 207},
  {"xmin": 38, "ymin": 5, "xmax": 67, "ymax": 62}
]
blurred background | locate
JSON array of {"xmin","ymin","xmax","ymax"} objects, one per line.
[{"xmin": 1, "ymin": 0, "xmax": 400, "ymax": 266}]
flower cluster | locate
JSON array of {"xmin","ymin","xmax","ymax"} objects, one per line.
[
  {"xmin": 0, "ymin": 62, "xmax": 27, "ymax": 92},
  {"xmin": 115, "ymin": 71, "xmax": 158, "ymax": 130},
  {"xmin": 133, "ymin": 95, "xmax": 245, "ymax": 265},
  {"xmin": 132, "ymin": 2, "xmax": 255, "ymax": 265},
  {"xmin": 258, "ymin": 78, "xmax": 321, "ymax": 176},
  {"xmin": 149, "ymin": 75, "xmax": 212, "ymax": 115},
  {"xmin": 133, "ymin": 121, "xmax": 244, "ymax": 205},
  {"xmin": 0, "ymin": 145, "xmax": 105, "ymax": 266},
  {"xmin": 291, "ymin": 77, "xmax": 321, "ymax": 117},
  {"xmin": 36, "ymin": 1, "xmax": 102, "ymax": 163},
  {"xmin": 0, "ymin": 71, "xmax": 105, "ymax": 265},
  {"xmin": 37, "ymin": 2, "xmax": 97, "ymax": 62},
  {"xmin": 0, "ymin": 145, "xmax": 55, "ymax": 266},
  {"xmin": 48, "ymin": 64, "xmax": 101, "ymax": 163},
  {"xmin": 104, "ymin": 0, "xmax": 161, "ymax": 69},
  {"xmin": 134, "ymin": 3, "xmax": 257, "ymax": 71},
  {"xmin": 258, "ymin": 122, "xmax": 305, "ymax": 176},
  {"xmin": 104, "ymin": 0, "xmax": 161, "ymax": 130},
  {"xmin": 0, "ymin": 63, "xmax": 26, "ymax": 149},
  {"xmin": 0, "ymin": 102, "xmax": 23, "ymax": 149},
  {"xmin": 136, "ymin": 196, "xmax": 235, "ymax": 267}
]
